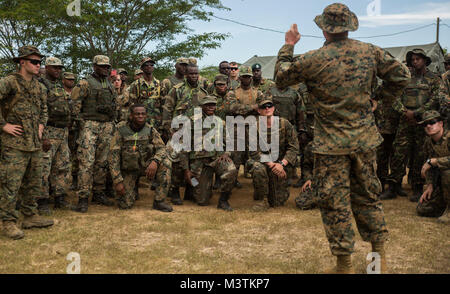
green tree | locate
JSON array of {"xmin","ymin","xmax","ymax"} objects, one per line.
[{"xmin": 0, "ymin": 0, "xmax": 230, "ymax": 79}]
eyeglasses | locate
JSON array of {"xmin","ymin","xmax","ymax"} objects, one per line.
[
  {"xmin": 259, "ymin": 103, "xmax": 274, "ymax": 109},
  {"xmin": 424, "ymin": 119, "xmax": 440, "ymax": 126},
  {"xmin": 23, "ymin": 58, "xmax": 42, "ymax": 66}
]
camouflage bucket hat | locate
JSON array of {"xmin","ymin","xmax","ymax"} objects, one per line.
[
  {"xmin": 199, "ymin": 95, "xmax": 217, "ymax": 105},
  {"xmin": 239, "ymin": 66, "xmax": 253, "ymax": 77},
  {"xmin": 176, "ymin": 57, "xmax": 189, "ymax": 65},
  {"xmin": 418, "ymin": 110, "xmax": 442, "ymax": 125},
  {"xmin": 406, "ymin": 49, "xmax": 432, "ymax": 67},
  {"xmin": 62, "ymin": 72, "xmax": 76, "ymax": 80},
  {"xmin": 45, "ymin": 57, "xmax": 64, "ymax": 67},
  {"xmin": 117, "ymin": 68, "xmax": 128, "ymax": 74},
  {"xmin": 444, "ymin": 53, "xmax": 450, "ymax": 64},
  {"xmin": 134, "ymin": 69, "xmax": 143, "ymax": 75},
  {"xmin": 314, "ymin": 3, "xmax": 359, "ymax": 34},
  {"xmin": 93, "ymin": 55, "xmax": 111, "ymax": 66},
  {"xmin": 140, "ymin": 57, "xmax": 155, "ymax": 68},
  {"xmin": 214, "ymin": 74, "xmax": 228, "ymax": 85},
  {"xmin": 256, "ymin": 95, "xmax": 273, "ymax": 107},
  {"xmin": 13, "ymin": 45, "xmax": 45, "ymax": 63},
  {"xmin": 188, "ymin": 57, "xmax": 198, "ymax": 66}
]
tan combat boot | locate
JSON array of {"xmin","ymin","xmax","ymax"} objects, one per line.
[
  {"xmin": 371, "ymin": 241, "xmax": 387, "ymax": 274},
  {"xmin": 323, "ymin": 255, "xmax": 355, "ymax": 274},
  {"xmin": 3, "ymin": 221, "xmax": 24, "ymax": 240},
  {"xmin": 251, "ymin": 198, "xmax": 270, "ymax": 212},
  {"xmin": 22, "ymin": 214, "xmax": 54, "ymax": 229},
  {"xmin": 437, "ymin": 206, "xmax": 449, "ymax": 224}
]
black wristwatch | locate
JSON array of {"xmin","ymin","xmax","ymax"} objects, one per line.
[{"xmin": 277, "ymin": 160, "xmax": 286, "ymax": 167}]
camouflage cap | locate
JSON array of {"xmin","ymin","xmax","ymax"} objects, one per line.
[
  {"xmin": 406, "ymin": 49, "xmax": 432, "ymax": 67},
  {"xmin": 93, "ymin": 55, "xmax": 111, "ymax": 66},
  {"xmin": 444, "ymin": 53, "xmax": 450, "ymax": 64},
  {"xmin": 176, "ymin": 57, "xmax": 189, "ymax": 65},
  {"xmin": 239, "ymin": 66, "xmax": 253, "ymax": 77},
  {"xmin": 214, "ymin": 74, "xmax": 228, "ymax": 85},
  {"xmin": 418, "ymin": 110, "xmax": 442, "ymax": 125},
  {"xmin": 256, "ymin": 94, "xmax": 273, "ymax": 107},
  {"xmin": 199, "ymin": 95, "xmax": 217, "ymax": 105},
  {"xmin": 134, "ymin": 69, "xmax": 143, "ymax": 75},
  {"xmin": 188, "ymin": 57, "xmax": 198, "ymax": 66},
  {"xmin": 139, "ymin": 57, "xmax": 155, "ymax": 68},
  {"xmin": 62, "ymin": 72, "xmax": 76, "ymax": 80},
  {"xmin": 252, "ymin": 63, "xmax": 262, "ymax": 71},
  {"xmin": 314, "ymin": 3, "xmax": 359, "ymax": 34},
  {"xmin": 45, "ymin": 57, "xmax": 64, "ymax": 67},
  {"xmin": 117, "ymin": 68, "xmax": 128, "ymax": 74},
  {"xmin": 13, "ymin": 45, "xmax": 45, "ymax": 63}
]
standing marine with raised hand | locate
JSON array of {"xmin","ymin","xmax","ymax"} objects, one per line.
[{"xmin": 275, "ymin": 3, "xmax": 410, "ymax": 273}]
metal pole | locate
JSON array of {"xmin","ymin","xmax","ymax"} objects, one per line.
[{"xmin": 437, "ymin": 17, "xmax": 440, "ymax": 43}]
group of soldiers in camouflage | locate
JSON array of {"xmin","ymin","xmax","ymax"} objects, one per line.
[{"xmin": 0, "ymin": 4, "xmax": 448, "ymax": 277}]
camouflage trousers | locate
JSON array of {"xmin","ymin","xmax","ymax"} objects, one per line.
[
  {"xmin": 41, "ymin": 126, "xmax": 71, "ymax": 199},
  {"xmin": 314, "ymin": 149, "xmax": 388, "ymax": 256},
  {"xmin": 117, "ymin": 158, "xmax": 172, "ymax": 209},
  {"xmin": 388, "ymin": 121, "xmax": 426, "ymax": 186},
  {"xmin": 247, "ymin": 161, "xmax": 290, "ymax": 206},
  {"xmin": 77, "ymin": 120, "xmax": 114, "ymax": 200},
  {"xmin": 376, "ymin": 133, "xmax": 395, "ymax": 183},
  {"xmin": 417, "ymin": 169, "xmax": 450, "ymax": 217},
  {"xmin": 170, "ymin": 159, "xmax": 185, "ymax": 190},
  {"xmin": 0, "ymin": 147, "xmax": 41, "ymax": 221},
  {"xmin": 295, "ymin": 188, "xmax": 317, "ymax": 210},
  {"xmin": 68, "ymin": 128, "xmax": 79, "ymax": 183},
  {"xmin": 189, "ymin": 157, "xmax": 237, "ymax": 205}
]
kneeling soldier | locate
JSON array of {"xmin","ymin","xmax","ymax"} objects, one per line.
[
  {"xmin": 180, "ymin": 96, "xmax": 237, "ymax": 210},
  {"xmin": 417, "ymin": 110, "xmax": 450, "ymax": 223},
  {"xmin": 109, "ymin": 104, "xmax": 173, "ymax": 211}
]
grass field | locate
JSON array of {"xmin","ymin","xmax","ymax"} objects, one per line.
[{"xmin": 0, "ymin": 173, "xmax": 449, "ymax": 274}]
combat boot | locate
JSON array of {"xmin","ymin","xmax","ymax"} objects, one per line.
[
  {"xmin": 323, "ymin": 255, "xmax": 355, "ymax": 274},
  {"xmin": 22, "ymin": 214, "xmax": 54, "ymax": 229},
  {"xmin": 251, "ymin": 198, "xmax": 270, "ymax": 212},
  {"xmin": 54, "ymin": 195, "xmax": 73, "ymax": 210},
  {"xmin": 217, "ymin": 192, "xmax": 233, "ymax": 211},
  {"xmin": 168, "ymin": 187, "xmax": 183, "ymax": 205},
  {"xmin": 37, "ymin": 198, "xmax": 52, "ymax": 216},
  {"xmin": 371, "ymin": 241, "xmax": 387, "ymax": 274},
  {"xmin": 92, "ymin": 191, "xmax": 115, "ymax": 206},
  {"xmin": 409, "ymin": 184, "xmax": 422, "ymax": 202},
  {"xmin": 2, "ymin": 221, "xmax": 24, "ymax": 240},
  {"xmin": 73, "ymin": 198, "xmax": 88, "ymax": 213},
  {"xmin": 379, "ymin": 182, "xmax": 397, "ymax": 200},
  {"xmin": 437, "ymin": 206, "xmax": 450, "ymax": 224},
  {"xmin": 395, "ymin": 183, "xmax": 407, "ymax": 197},
  {"xmin": 153, "ymin": 200, "xmax": 173, "ymax": 212}
]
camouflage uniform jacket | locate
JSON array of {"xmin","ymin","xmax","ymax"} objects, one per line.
[
  {"xmin": 248, "ymin": 117, "xmax": 299, "ymax": 166},
  {"xmin": 0, "ymin": 73, "xmax": 48, "ymax": 151},
  {"xmin": 115, "ymin": 87, "xmax": 130, "ymax": 122},
  {"xmin": 206, "ymin": 78, "xmax": 240, "ymax": 94},
  {"xmin": 392, "ymin": 69, "xmax": 444, "ymax": 118},
  {"xmin": 210, "ymin": 89, "xmax": 238, "ymax": 120},
  {"xmin": 228, "ymin": 86, "xmax": 264, "ymax": 117},
  {"xmin": 162, "ymin": 80, "xmax": 208, "ymax": 131},
  {"xmin": 109, "ymin": 121, "xmax": 167, "ymax": 185},
  {"xmin": 275, "ymin": 39, "xmax": 410, "ymax": 155},
  {"xmin": 179, "ymin": 111, "xmax": 228, "ymax": 171},
  {"xmin": 128, "ymin": 76, "xmax": 162, "ymax": 130},
  {"xmin": 443, "ymin": 71, "xmax": 450, "ymax": 96},
  {"xmin": 424, "ymin": 129, "xmax": 450, "ymax": 184},
  {"xmin": 253, "ymin": 78, "xmax": 275, "ymax": 94},
  {"xmin": 161, "ymin": 74, "xmax": 184, "ymax": 97},
  {"xmin": 267, "ymin": 86, "xmax": 306, "ymax": 133}
]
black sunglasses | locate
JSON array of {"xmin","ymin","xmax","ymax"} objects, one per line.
[
  {"xmin": 424, "ymin": 119, "xmax": 440, "ymax": 126},
  {"xmin": 23, "ymin": 58, "xmax": 42, "ymax": 65},
  {"xmin": 230, "ymin": 67, "xmax": 239, "ymax": 71},
  {"xmin": 259, "ymin": 103, "xmax": 274, "ymax": 109}
]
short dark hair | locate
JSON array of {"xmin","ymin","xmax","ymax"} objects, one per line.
[
  {"xmin": 219, "ymin": 61, "xmax": 229, "ymax": 68},
  {"xmin": 130, "ymin": 104, "xmax": 147, "ymax": 113}
]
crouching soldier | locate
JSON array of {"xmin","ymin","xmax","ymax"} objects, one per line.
[
  {"xmin": 417, "ymin": 110, "xmax": 450, "ymax": 223},
  {"xmin": 108, "ymin": 104, "xmax": 173, "ymax": 212},
  {"xmin": 248, "ymin": 96, "xmax": 299, "ymax": 211},
  {"xmin": 180, "ymin": 96, "xmax": 237, "ymax": 210}
]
